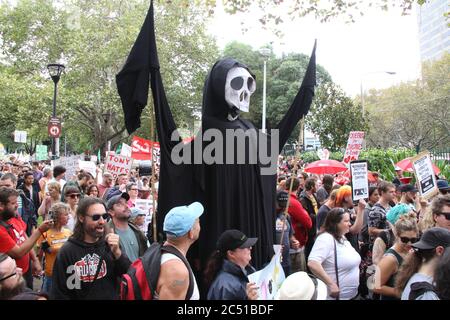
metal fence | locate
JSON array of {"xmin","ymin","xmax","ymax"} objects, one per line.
[{"xmin": 430, "ymin": 148, "xmax": 450, "ymax": 161}]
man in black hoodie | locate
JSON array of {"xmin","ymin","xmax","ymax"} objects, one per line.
[{"xmin": 51, "ymin": 197, "xmax": 131, "ymax": 300}]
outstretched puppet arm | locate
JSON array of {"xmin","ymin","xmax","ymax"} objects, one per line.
[{"xmin": 275, "ymin": 41, "xmax": 316, "ymax": 149}]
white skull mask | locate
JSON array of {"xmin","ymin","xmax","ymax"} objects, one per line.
[{"xmin": 224, "ymin": 67, "xmax": 256, "ymax": 114}]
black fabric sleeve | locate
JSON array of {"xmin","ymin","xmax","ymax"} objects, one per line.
[{"xmin": 113, "ymin": 252, "xmax": 132, "ymax": 278}]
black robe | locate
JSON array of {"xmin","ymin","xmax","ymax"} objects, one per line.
[{"xmin": 117, "ymin": 1, "xmax": 316, "ymax": 273}]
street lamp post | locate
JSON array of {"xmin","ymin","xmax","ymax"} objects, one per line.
[
  {"xmin": 47, "ymin": 63, "xmax": 65, "ymax": 159},
  {"xmin": 259, "ymin": 48, "xmax": 271, "ymax": 134},
  {"xmin": 360, "ymin": 71, "xmax": 396, "ymax": 115}
]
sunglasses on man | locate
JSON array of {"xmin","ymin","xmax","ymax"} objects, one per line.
[{"xmin": 85, "ymin": 213, "xmax": 110, "ymax": 222}]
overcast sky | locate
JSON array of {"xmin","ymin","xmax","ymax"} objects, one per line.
[{"xmin": 207, "ymin": 3, "xmax": 422, "ymax": 97}]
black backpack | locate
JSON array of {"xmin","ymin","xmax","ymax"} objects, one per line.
[{"xmin": 120, "ymin": 242, "xmax": 194, "ymax": 300}]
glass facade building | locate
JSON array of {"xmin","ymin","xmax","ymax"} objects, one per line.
[{"xmin": 416, "ymin": 0, "xmax": 450, "ymax": 62}]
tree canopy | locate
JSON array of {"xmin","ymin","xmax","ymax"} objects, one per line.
[
  {"xmin": 0, "ymin": 0, "xmax": 218, "ymax": 155},
  {"xmin": 365, "ymin": 53, "xmax": 449, "ymax": 152}
]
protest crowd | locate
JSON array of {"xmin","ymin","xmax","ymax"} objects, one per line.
[
  {"xmin": 1, "ymin": 1, "xmax": 448, "ymax": 304},
  {"xmin": 0, "ymin": 152, "xmax": 449, "ymax": 301}
]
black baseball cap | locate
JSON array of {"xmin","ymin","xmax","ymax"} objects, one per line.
[
  {"xmin": 412, "ymin": 227, "xmax": 450, "ymax": 250},
  {"xmin": 217, "ymin": 229, "xmax": 258, "ymax": 253},
  {"xmin": 400, "ymin": 184, "xmax": 418, "ymax": 193}
]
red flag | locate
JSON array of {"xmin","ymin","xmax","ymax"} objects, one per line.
[{"xmin": 131, "ymin": 136, "xmax": 160, "ymax": 161}]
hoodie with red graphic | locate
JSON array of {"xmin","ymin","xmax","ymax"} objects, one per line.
[{"xmin": 50, "ymin": 237, "xmax": 131, "ymax": 300}]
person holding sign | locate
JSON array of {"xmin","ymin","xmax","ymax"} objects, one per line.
[{"xmin": 205, "ymin": 229, "xmax": 259, "ymax": 300}]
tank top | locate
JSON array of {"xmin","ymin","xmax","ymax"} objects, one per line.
[
  {"xmin": 380, "ymin": 248, "xmax": 403, "ymax": 301},
  {"xmin": 153, "ymin": 253, "xmax": 200, "ymax": 300}
]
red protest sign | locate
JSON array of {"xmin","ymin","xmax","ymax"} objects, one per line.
[
  {"xmin": 343, "ymin": 131, "xmax": 365, "ymax": 165},
  {"xmin": 131, "ymin": 136, "xmax": 160, "ymax": 161}
]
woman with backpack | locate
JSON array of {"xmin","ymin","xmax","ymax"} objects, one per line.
[{"xmin": 396, "ymin": 227, "xmax": 450, "ymax": 300}]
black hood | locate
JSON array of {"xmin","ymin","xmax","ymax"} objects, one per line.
[{"xmin": 202, "ymin": 58, "xmax": 255, "ymax": 121}]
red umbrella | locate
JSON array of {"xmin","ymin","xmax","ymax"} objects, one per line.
[
  {"xmin": 304, "ymin": 159, "xmax": 347, "ymax": 175},
  {"xmin": 395, "ymin": 158, "xmax": 440, "ymax": 175}
]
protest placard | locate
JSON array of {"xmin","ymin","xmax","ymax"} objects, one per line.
[
  {"xmin": 52, "ymin": 155, "xmax": 82, "ymax": 181},
  {"xmin": 104, "ymin": 152, "xmax": 132, "ymax": 179},
  {"xmin": 120, "ymin": 143, "xmax": 132, "ymax": 157},
  {"xmin": 247, "ymin": 245, "xmax": 285, "ymax": 300},
  {"xmin": 350, "ymin": 160, "xmax": 369, "ymax": 201},
  {"xmin": 79, "ymin": 160, "xmax": 97, "ymax": 178},
  {"xmin": 131, "ymin": 136, "xmax": 160, "ymax": 164},
  {"xmin": 411, "ymin": 151, "xmax": 438, "ymax": 200},
  {"xmin": 343, "ymin": 131, "xmax": 365, "ymax": 165},
  {"xmin": 14, "ymin": 130, "xmax": 27, "ymax": 143},
  {"xmin": 36, "ymin": 145, "xmax": 48, "ymax": 161}
]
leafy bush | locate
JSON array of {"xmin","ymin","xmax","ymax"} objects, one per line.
[
  {"xmin": 435, "ymin": 160, "xmax": 450, "ymax": 180},
  {"xmin": 359, "ymin": 148, "xmax": 416, "ymax": 181}
]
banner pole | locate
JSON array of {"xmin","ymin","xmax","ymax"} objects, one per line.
[{"xmin": 149, "ymin": 99, "xmax": 158, "ymax": 243}]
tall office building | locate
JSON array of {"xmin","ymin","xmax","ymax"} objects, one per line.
[{"xmin": 416, "ymin": 0, "xmax": 449, "ymax": 62}]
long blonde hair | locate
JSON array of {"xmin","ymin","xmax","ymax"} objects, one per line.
[{"xmin": 418, "ymin": 207, "xmax": 435, "ymax": 233}]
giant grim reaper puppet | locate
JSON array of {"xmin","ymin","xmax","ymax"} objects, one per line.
[{"xmin": 116, "ymin": 1, "xmax": 316, "ymax": 270}]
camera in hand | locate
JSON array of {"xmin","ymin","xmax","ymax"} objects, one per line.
[
  {"xmin": 48, "ymin": 210, "xmax": 55, "ymax": 221},
  {"xmin": 41, "ymin": 240, "xmax": 51, "ymax": 253}
]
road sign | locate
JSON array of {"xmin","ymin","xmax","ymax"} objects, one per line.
[{"xmin": 48, "ymin": 118, "xmax": 62, "ymax": 138}]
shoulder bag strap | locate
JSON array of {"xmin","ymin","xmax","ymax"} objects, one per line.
[
  {"xmin": 162, "ymin": 245, "xmax": 194, "ymax": 300},
  {"xmin": 334, "ymin": 239, "xmax": 340, "ymax": 300}
]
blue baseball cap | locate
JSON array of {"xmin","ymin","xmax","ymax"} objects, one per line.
[
  {"xmin": 130, "ymin": 207, "xmax": 146, "ymax": 219},
  {"xmin": 163, "ymin": 202, "xmax": 204, "ymax": 237},
  {"xmin": 437, "ymin": 179, "xmax": 450, "ymax": 191}
]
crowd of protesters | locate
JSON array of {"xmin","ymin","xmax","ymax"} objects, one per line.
[{"xmin": 0, "ymin": 154, "xmax": 449, "ymax": 301}]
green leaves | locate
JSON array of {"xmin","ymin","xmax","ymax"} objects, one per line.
[
  {"xmin": 365, "ymin": 53, "xmax": 450, "ymax": 153},
  {"xmin": 306, "ymin": 82, "xmax": 369, "ymax": 151},
  {"xmin": 0, "ymin": 0, "xmax": 219, "ymax": 155}
]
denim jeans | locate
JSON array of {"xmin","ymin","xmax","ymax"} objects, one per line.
[{"xmin": 41, "ymin": 276, "xmax": 53, "ymax": 294}]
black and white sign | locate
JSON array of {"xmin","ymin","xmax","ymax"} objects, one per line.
[
  {"xmin": 350, "ymin": 160, "xmax": 369, "ymax": 201},
  {"xmin": 411, "ymin": 151, "xmax": 438, "ymax": 200}
]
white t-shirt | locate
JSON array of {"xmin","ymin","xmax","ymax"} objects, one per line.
[
  {"xmin": 154, "ymin": 253, "xmax": 200, "ymax": 300},
  {"xmin": 66, "ymin": 213, "xmax": 75, "ymax": 231},
  {"xmin": 308, "ymin": 232, "xmax": 361, "ymax": 300}
]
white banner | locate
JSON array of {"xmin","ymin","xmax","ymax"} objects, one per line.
[
  {"xmin": 343, "ymin": 131, "xmax": 365, "ymax": 165},
  {"xmin": 411, "ymin": 151, "xmax": 438, "ymax": 200},
  {"xmin": 247, "ymin": 245, "xmax": 285, "ymax": 300},
  {"xmin": 104, "ymin": 152, "xmax": 132, "ymax": 179},
  {"xmin": 350, "ymin": 161, "xmax": 369, "ymax": 201},
  {"xmin": 120, "ymin": 143, "xmax": 132, "ymax": 157},
  {"xmin": 14, "ymin": 130, "xmax": 27, "ymax": 143}
]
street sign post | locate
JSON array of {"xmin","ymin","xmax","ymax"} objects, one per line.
[{"xmin": 48, "ymin": 117, "xmax": 62, "ymax": 138}]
